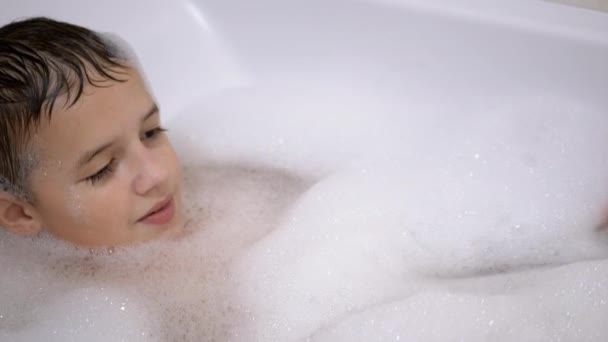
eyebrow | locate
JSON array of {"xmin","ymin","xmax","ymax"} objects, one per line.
[
  {"xmin": 143, "ymin": 103, "xmax": 159, "ymax": 122},
  {"xmin": 76, "ymin": 103, "xmax": 159, "ymax": 168}
]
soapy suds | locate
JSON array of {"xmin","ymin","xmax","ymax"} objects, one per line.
[
  {"xmin": 0, "ymin": 158, "xmax": 309, "ymax": 341},
  {"xmin": 1, "ymin": 76, "xmax": 608, "ymax": 341}
]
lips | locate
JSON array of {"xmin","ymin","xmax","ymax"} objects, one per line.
[{"xmin": 138, "ymin": 196, "xmax": 175, "ymax": 225}]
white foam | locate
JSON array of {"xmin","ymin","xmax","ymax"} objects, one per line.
[
  {"xmin": 311, "ymin": 259, "xmax": 608, "ymax": 341},
  {"xmin": 3, "ymin": 287, "xmax": 157, "ymax": 342},
  {"xmin": 2, "ymin": 75, "xmax": 608, "ymax": 340},
  {"xmin": 171, "ymin": 78, "xmax": 608, "ymax": 340},
  {"xmin": 0, "ymin": 158, "xmax": 307, "ymax": 341}
]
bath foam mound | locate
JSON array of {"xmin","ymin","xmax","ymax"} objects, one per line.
[{"xmin": 1, "ymin": 79, "xmax": 608, "ymax": 341}]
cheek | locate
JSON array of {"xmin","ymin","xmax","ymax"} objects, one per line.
[
  {"xmin": 65, "ymin": 185, "xmax": 86, "ymax": 222},
  {"xmin": 164, "ymin": 141, "xmax": 182, "ymax": 180},
  {"xmin": 64, "ymin": 178, "xmax": 133, "ymax": 225}
]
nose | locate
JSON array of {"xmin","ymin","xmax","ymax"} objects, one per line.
[{"xmin": 131, "ymin": 146, "xmax": 170, "ymax": 197}]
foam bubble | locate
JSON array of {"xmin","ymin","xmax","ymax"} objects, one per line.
[
  {"xmin": 2, "ymin": 76, "xmax": 608, "ymax": 340},
  {"xmin": 2, "ymin": 287, "xmax": 158, "ymax": 342},
  {"xmin": 171, "ymin": 80, "xmax": 608, "ymax": 340},
  {"xmin": 0, "ymin": 159, "xmax": 308, "ymax": 341},
  {"xmin": 311, "ymin": 259, "xmax": 608, "ymax": 341},
  {"xmin": 168, "ymin": 74, "xmax": 404, "ymax": 178}
]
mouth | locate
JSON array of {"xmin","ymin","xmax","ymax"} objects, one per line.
[{"xmin": 138, "ymin": 196, "xmax": 175, "ymax": 225}]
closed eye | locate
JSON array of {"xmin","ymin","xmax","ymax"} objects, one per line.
[
  {"xmin": 142, "ymin": 127, "xmax": 167, "ymax": 140},
  {"xmin": 85, "ymin": 159, "xmax": 116, "ymax": 185}
]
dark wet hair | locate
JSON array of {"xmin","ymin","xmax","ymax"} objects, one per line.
[{"xmin": 0, "ymin": 17, "xmax": 129, "ymax": 197}]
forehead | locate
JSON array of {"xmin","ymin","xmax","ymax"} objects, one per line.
[{"xmin": 33, "ymin": 68, "xmax": 153, "ymax": 166}]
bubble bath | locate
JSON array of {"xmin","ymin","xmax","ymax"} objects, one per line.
[{"xmin": 1, "ymin": 0, "xmax": 608, "ymax": 341}]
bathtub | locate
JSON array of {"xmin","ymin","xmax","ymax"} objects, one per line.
[
  {"xmin": 2, "ymin": 0, "xmax": 608, "ymax": 341},
  {"xmin": 2, "ymin": 0, "xmax": 607, "ymax": 123}
]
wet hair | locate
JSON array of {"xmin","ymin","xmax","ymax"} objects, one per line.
[{"xmin": 0, "ymin": 17, "xmax": 129, "ymax": 198}]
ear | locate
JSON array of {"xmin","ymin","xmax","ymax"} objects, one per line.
[{"xmin": 0, "ymin": 192, "xmax": 43, "ymax": 236}]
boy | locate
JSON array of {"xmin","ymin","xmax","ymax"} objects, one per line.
[{"xmin": 0, "ymin": 17, "xmax": 184, "ymax": 246}]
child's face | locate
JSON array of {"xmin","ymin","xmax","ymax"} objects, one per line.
[{"xmin": 28, "ymin": 66, "xmax": 184, "ymax": 246}]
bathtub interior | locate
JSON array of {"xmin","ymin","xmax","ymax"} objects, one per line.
[
  {"xmin": 1, "ymin": 0, "xmax": 608, "ymax": 341},
  {"xmin": 2, "ymin": 0, "xmax": 607, "ymax": 122}
]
